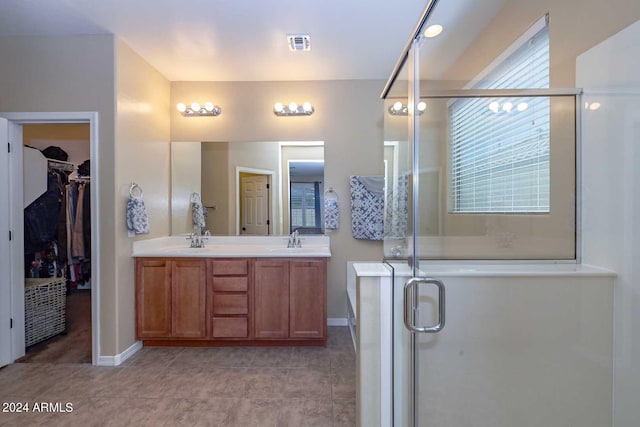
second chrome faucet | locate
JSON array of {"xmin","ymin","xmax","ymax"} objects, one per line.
[{"xmin": 287, "ymin": 230, "xmax": 302, "ymax": 248}]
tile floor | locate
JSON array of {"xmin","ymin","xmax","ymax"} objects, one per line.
[{"xmin": 0, "ymin": 327, "xmax": 355, "ymax": 427}]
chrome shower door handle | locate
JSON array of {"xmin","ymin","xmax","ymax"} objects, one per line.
[{"xmin": 403, "ymin": 277, "xmax": 446, "ymax": 333}]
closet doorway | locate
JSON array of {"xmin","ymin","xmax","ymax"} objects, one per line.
[
  {"xmin": 1, "ymin": 112, "xmax": 99, "ymax": 366},
  {"xmin": 19, "ymin": 124, "xmax": 92, "ymax": 363}
]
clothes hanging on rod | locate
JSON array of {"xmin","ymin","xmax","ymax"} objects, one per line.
[
  {"xmin": 24, "ymin": 158, "xmax": 92, "ymax": 290},
  {"xmin": 24, "ymin": 163, "xmax": 69, "ymax": 279},
  {"xmin": 66, "ymin": 179, "xmax": 91, "ymax": 289}
]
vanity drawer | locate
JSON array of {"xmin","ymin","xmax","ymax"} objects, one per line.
[
  {"xmin": 211, "ymin": 317, "xmax": 248, "ymax": 338},
  {"xmin": 212, "ymin": 260, "xmax": 248, "ymax": 276},
  {"xmin": 212, "ymin": 277, "xmax": 248, "ymax": 292},
  {"xmin": 213, "ymin": 294, "xmax": 248, "ymax": 315}
]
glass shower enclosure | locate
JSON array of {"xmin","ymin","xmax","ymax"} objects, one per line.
[{"xmin": 380, "ymin": 1, "xmax": 603, "ymax": 426}]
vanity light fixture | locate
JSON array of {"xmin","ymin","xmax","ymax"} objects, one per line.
[
  {"xmin": 273, "ymin": 101, "xmax": 314, "ymax": 116},
  {"xmin": 488, "ymin": 101, "xmax": 530, "ymax": 114},
  {"xmin": 388, "ymin": 101, "xmax": 427, "ymax": 116},
  {"xmin": 176, "ymin": 102, "xmax": 222, "ymax": 117}
]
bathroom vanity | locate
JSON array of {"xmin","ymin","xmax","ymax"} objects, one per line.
[{"xmin": 132, "ymin": 236, "xmax": 330, "ymax": 346}]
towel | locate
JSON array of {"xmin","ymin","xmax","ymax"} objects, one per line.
[
  {"xmin": 190, "ymin": 192, "xmax": 206, "ymax": 232},
  {"xmin": 324, "ymin": 198, "xmax": 339, "ymax": 231},
  {"xmin": 384, "ymin": 174, "xmax": 409, "ymax": 238},
  {"xmin": 126, "ymin": 195, "xmax": 149, "ymax": 236},
  {"xmin": 350, "ymin": 175, "xmax": 385, "ymax": 240}
]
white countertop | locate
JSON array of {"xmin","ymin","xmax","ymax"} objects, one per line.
[{"xmin": 132, "ymin": 235, "xmax": 331, "ymax": 258}]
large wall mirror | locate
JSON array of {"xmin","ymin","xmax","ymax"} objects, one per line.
[{"xmin": 171, "ymin": 141, "xmax": 325, "ymax": 236}]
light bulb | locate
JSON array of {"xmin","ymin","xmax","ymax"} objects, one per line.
[
  {"xmin": 417, "ymin": 101, "xmax": 427, "ymax": 112},
  {"xmin": 303, "ymin": 102, "xmax": 313, "ymax": 112},
  {"xmin": 392, "ymin": 101, "xmax": 403, "ymax": 112},
  {"xmin": 191, "ymin": 102, "xmax": 201, "ymax": 112},
  {"xmin": 424, "ymin": 24, "xmax": 443, "ymax": 38},
  {"xmin": 489, "ymin": 101, "xmax": 499, "ymax": 113},
  {"xmin": 274, "ymin": 102, "xmax": 284, "ymax": 113},
  {"xmin": 517, "ymin": 102, "xmax": 528, "ymax": 111},
  {"xmin": 289, "ymin": 102, "xmax": 298, "ymax": 112},
  {"xmin": 589, "ymin": 102, "xmax": 601, "ymax": 110},
  {"xmin": 584, "ymin": 102, "xmax": 590, "ymax": 109},
  {"xmin": 204, "ymin": 102, "xmax": 214, "ymax": 112},
  {"xmin": 177, "ymin": 103, "xmax": 186, "ymax": 113},
  {"xmin": 502, "ymin": 102, "xmax": 513, "ymax": 112}
]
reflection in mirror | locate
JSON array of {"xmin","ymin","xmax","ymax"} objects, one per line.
[
  {"xmin": 382, "ymin": 0, "xmax": 576, "ymax": 260},
  {"xmin": 170, "ymin": 141, "xmax": 324, "ymax": 236},
  {"xmin": 288, "ymin": 161, "xmax": 324, "ymax": 234}
]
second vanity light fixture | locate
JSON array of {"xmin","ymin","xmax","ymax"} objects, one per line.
[
  {"xmin": 388, "ymin": 101, "xmax": 427, "ymax": 116},
  {"xmin": 176, "ymin": 102, "xmax": 222, "ymax": 117},
  {"xmin": 273, "ymin": 101, "xmax": 314, "ymax": 116}
]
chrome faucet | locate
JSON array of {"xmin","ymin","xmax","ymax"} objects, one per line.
[
  {"xmin": 188, "ymin": 230, "xmax": 210, "ymax": 248},
  {"xmin": 287, "ymin": 230, "xmax": 302, "ymax": 248}
]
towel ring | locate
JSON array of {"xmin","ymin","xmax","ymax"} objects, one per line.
[
  {"xmin": 129, "ymin": 182, "xmax": 143, "ymax": 198},
  {"xmin": 325, "ymin": 187, "xmax": 338, "ymax": 201}
]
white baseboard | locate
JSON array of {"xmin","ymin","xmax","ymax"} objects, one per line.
[
  {"xmin": 96, "ymin": 340, "xmax": 142, "ymax": 366},
  {"xmin": 95, "ymin": 320, "xmax": 347, "ymax": 365},
  {"xmin": 328, "ymin": 317, "xmax": 348, "ymax": 326}
]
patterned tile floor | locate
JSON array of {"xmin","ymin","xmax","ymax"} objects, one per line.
[{"xmin": 0, "ymin": 327, "xmax": 355, "ymax": 426}]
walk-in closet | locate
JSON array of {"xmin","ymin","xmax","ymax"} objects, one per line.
[{"xmin": 19, "ymin": 124, "xmax": 92, "ymax": 363}]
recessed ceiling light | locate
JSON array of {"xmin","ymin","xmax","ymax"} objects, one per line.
[{"xmin": 424, "ymin": 24, "xmax": 443, "ymax": 38}]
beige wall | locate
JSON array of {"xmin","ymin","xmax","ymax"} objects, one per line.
[
  {"xmin": 0, "ymin": 35, "xmax": 170, "ymax": 356},
  {"xmin": 0, "ymin": 34, "xmax": 119, "ymax": 355},
  {"xmin": 115, "ymin": 39, "xmax": 171, "ymax": 353},
  {"xmin": 171, "ymin": 80, "xmax": 385, "ymax": 318}
]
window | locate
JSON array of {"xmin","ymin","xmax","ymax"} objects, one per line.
[
  {"xmin": 449, "ymin": 22, "xmax": 550, "ymax": 213},
  {"xmin": 290, "ymin": 182, "xmax": 321, "ymax": 232}
]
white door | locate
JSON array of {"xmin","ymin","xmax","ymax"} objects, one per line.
[
  {"xmin": 240, "ymin": 175, "xmax": 269, "ymax": 235},
  {"xmin": 0, "ymin": 118, "xmax": 12, "ymax": 367}
]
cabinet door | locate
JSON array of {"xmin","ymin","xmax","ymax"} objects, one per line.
[
  {"xmin": 289, "ymin": 259, "xmax": 326, "ymax": 339},
  {"xmin": 172, "ymin": 259, "xmax": 207, "ymax": 338},
  {"xmin": 136, "ymin": 259, "xmax": 172, "ymax": 338},
  {"xmin": 254, "ymin": 260, "xmax": 289, "ymax": 338}
]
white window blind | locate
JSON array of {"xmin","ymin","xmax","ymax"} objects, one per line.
[
  {"xmin": 449, "ymin": 24, "xmax": 550, "ymax": 213},
  {"xmin": 290, "ymin": 182, "xmax": 320, "ymax": 231}
]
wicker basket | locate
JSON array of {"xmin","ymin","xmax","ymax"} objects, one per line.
[{"xmin": 24, "ymin": 277, "xmax": 67, "ymax": 347}]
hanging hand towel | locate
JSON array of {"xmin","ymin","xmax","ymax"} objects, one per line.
[
  {"xmin": 350, "ymin": 175, "xmax": 385, "ymax": 240},
  {"xmin": 126, "ymin": 189, "xmax": 149, "ymax": 236},
  {"xmin": 324, "ymin": 198, "xmax": 340, "ymax": 231},
  {"xmin": 384, "ymin": 173, "xmax": 409, "ymax": 238},
  {"xmin": 191, "ymin": 192, "xmax": 206, "ymax": 232}
]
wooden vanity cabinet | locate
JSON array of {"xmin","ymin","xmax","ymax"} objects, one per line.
[
  {"xmin": 136, "ymin": 256, "xmax": 326, "ymax": 345},
  {"xmin": 136, "ymin": 258, "xmax": 206, "ymax": 339},
  {"xmin": 254, "ymin": 259, "xmax": 326, "ymax": 341}
]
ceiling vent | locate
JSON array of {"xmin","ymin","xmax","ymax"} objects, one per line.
[{"xmin": 287, "ymin": 34, "xmax": 311, "ymax": 52}]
